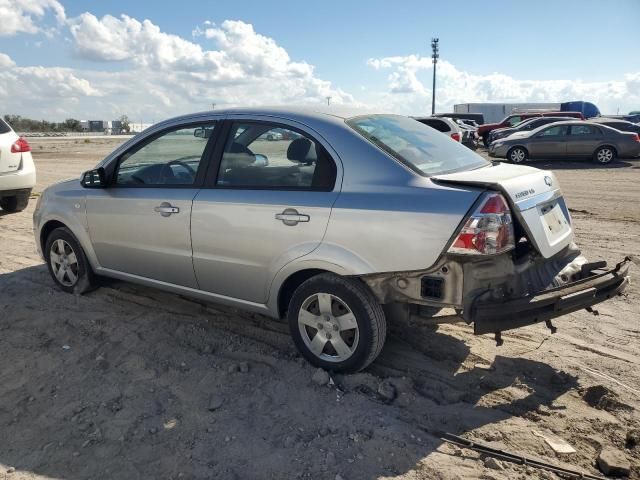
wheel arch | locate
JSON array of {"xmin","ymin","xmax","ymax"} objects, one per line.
[
  {"xmin": 40, "ymin": 219, "xmax": 68, "ymax": 254},
  {"xmin": 595, "ymin": 144, "xmax": 618, "ymax": 155},
  {"xmin": 276, "ymin": 268, "xmax": 330, "ymax": 319},
  {"xmin": 268, "ymin": 244, "xmax": 376, "ymax": 318}
]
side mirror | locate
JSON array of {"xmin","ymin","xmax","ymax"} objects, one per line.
[
  {"xmin": 194, "ymin": 128, "xmax": 205, "ymax": 138},
  {"xmin": 254, "ymin": 154, "xmax": 269, "ymax": 167},
  {"xmin": 81, "ymin": 167, "xmax": 107, "ymax": 188}
]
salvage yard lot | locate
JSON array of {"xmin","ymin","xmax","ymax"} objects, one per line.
[{"xmin": 1, "ymin": 136, "xmax": 638, "ymax": 479}]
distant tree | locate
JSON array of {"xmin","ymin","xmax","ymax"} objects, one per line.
[
  {"xmin": 119, "ymin": 115, "xmax": 131, "ymax": 133},
  {"xmin": 62, "ymin": 118, "xmax": 82, "ymax": 132}
]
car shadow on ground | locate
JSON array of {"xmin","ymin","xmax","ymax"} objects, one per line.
[
  {"xmin": 532, "ymin": 158, "xmax": 637, "ymax": 170},
  {"xmin": 0, "ymin": 264, "xmax": 580, "ymax": 479}
]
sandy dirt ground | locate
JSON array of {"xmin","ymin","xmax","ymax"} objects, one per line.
[{"xmin": 0, "ymin": 137, "xmax": 638, "ymax": 480}]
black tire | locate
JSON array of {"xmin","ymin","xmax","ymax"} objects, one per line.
[
  {"xmin": 593, "ymin": 146, "xmax": 616, "ymax": 164},
  {"xmin": 287, "ymin": 273, "xmax": 387, "ymax": 373},
  {"xmin": 0, "ymin": 193, "xmax": 29, "ymax": 212},
  {"xmin": 44, "ymin": 227, "xmax": 96, "ymax": 294},
  {"xmin": 507, "ymin": 146, "xmax": 528, "ymax": 163}
]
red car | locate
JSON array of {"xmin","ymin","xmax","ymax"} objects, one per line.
[{"xmin": 478, "ymin": 111, "xmax": 584, "ymax": 146}]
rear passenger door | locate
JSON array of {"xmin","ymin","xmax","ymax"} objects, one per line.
[
  {"xmin": 191, "ymin": 119, "xmax": 341, "ymax": 304},
  {"xmin": 566, "ymin": 124, "xmax": 601, "ymax": 157},
  {"xmin": 527, "ymin": 124, "xmax": 568, "ymax": 158}
]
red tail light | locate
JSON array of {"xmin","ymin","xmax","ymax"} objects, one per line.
[
  {"xmin": 450, "ymin": 132, "xmax": 461, "ymax": 142},
  {"xmin": 448, "ymin": 193, "xmax": 515, "ymax": 255},
  {"xmin": 633, "ymin": 134, "xmax": 640, "ymax": 142},
  {"xmin": 11, "ymin": 137, "xmax": 31, "ymax": 153}
]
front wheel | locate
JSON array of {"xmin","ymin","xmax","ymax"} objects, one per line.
[
  {"xmin": 594, "ymin": 146, "xmax": 615, "ymax": 164},
  {"xmin": 507, "ymin": 146, "xmax": 528, "ymax": 163},
  {"xmin": 287, "ymin": 274, "xmax": 387, "ymax": 373},
  {"xmin": 45, "ymin": 227, "xmax": 96, "ymax": 294}
]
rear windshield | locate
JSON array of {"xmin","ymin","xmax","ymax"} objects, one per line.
[
  {"xmin": 0, "ymin": 118, "xmax": 11, "ymax": 134},
  {"xmin": 347, "ymin": 114, "xmax": 488, "ymax": 176}
]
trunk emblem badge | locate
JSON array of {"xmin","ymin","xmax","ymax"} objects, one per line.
[{"xmin": 544, "ymin": 176, "xmax": 553, "ymax": 186}]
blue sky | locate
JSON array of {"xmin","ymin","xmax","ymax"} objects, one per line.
[{"xmin": 1, "ymin": 0, "xmax": 639, "ymax": 120}]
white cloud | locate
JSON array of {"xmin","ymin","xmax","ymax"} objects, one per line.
[
  {"xmin": 0, "ymin": 0, "xmax": 65, "ymax": 36},
  {"xmin": 367, "ymin": 55, "xmax": 640, "ymax": 115},
  {"xmin": 2, "ymin": 4, "xmax": 638, "ymax": 121}
]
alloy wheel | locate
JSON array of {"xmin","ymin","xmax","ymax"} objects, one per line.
[
  {"xmin": 49, "ymin": 239, "xmax": 79, "ymax": 287},
  {"xmin": 510, "ymin": 148, "xmax": 526, "ymax": 163},
  {"xmin": 297, "ymin": 293, "xmax": 359, "ymax": 363},
  {"xmin": 596, "ymin": 148, "xmax": 613, "ymax": 163}
]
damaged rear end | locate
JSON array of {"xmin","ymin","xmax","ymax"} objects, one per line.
[{"xmin": 362, "ymin": 163, "xmax": 631, "ymax": 342}]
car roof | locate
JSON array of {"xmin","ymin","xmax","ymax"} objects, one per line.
[
  {"xmin": 193, "ymin": 105, "xmax": 387, "ymax": 121},
  {"xmin": 588, "ymin": 117, "xmax": 634, "ymax": 124}
]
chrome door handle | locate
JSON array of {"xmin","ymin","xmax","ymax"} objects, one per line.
[
  {"xmin": 275, "ymin": 208, "xmax": 310, "ymax": 226},
  {"xmin": 154, "ymin": 202, "xmax": 180, "ymax": 217}
]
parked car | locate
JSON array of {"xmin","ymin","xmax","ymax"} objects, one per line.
[
  {"xmin": 488, "ymin": 116, "xmax": 575, "ymax": 143},
  {"xmin": 265, "ymin": 131, "xmax": 283, "ymax": 141},
  {"xmin": 0, "ymin": 117, "xmax": 36, "ymax": 212},
  {"xmin": 433, "ymin": 112, "xmax": 485, "ymax": 125},
  {"xmin": 489, "ymin": 121, "xmax": 640, "ymax": 164},
  {"xmin": 412, "ymin": 116, "xmax": 464, "ymax": 143},
  {"xmin": 588, "ymin": 117, "xmax": 640, "ymax": 135},
  {"xmin": 34, "ymin": 108, "xmax": 631, "ymax": 372},
  {"xmin": 478, "ymin": 112, "xmax": 585, "ymax": 147},
  {"xmin": 454, "ymin": 120, "xmax": 480, "ymax": 150}
]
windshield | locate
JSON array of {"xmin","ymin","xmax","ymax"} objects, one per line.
[{"xmin": 347, "ymin": 115, "xmax": 488, "ymax": 176}]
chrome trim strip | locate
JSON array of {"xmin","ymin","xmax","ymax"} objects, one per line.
[{"xmin": 515, "ymin": 188, "xmax": 562, "ymax": 212}]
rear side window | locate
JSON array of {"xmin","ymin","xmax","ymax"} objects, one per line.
[
  {"xmin": 417, "ymin": 119, "xmax": 450, "ymax": 133},
  {"xmin": 347, "ymin": 115, "xmax": 488, "ymax": 176},
  {"xmin": 569, "ymin": 125, "xmax": 598, "ymax": 135},
  {"xmin": 216, "ymin": 122, "xmax": 336, "ymax": 190},
  {"xmin": 0, "ymin": 118, "xmax": 12, "ymax": 134}
]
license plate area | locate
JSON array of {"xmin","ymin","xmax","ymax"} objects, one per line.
[{"xmin": 539, "ymin": 200, "xmax": 571, "ymax": 240}]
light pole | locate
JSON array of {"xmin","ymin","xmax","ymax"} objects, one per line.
[
  {"xmin": 431, "ymin": 38, "xmax": 439, "ymax": 115},
  {"xmin": 326, "ymin": 96, "xmax": 332, "ymax": 106}
]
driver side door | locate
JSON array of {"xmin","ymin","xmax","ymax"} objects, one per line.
[{"xmin": 86, "ymin": 121, "xmax": 218, "ymax": 288}]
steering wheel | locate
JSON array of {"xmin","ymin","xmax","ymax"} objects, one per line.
[{"xmin": 160, "ymin": 158, "xmax": 197, "ymax": 181}]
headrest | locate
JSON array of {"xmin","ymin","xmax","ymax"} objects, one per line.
[{"xmin": 287, "ymin": 138, "xmax": 317, "ymax": 164}]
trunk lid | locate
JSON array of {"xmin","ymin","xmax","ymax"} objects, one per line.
[
  {"xmin": 0, "ymin": 130, "xmax": 21, "ymax": 174},
  {"xmin": 434, "ymin": 163, "xmax": 573, "ymax": 258}
]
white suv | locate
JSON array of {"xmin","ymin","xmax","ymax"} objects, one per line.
[{"xmin": 0, "ymin": 118, "xmax": 36, "ymax": 212}]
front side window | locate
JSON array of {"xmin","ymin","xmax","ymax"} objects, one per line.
[
  {"xmin": 216, "ymin": 122, "xmax": 336, "ymax": 190},
  {"xmin": 347, "ymin": 115, "xmax": 487, "ymax": 176},
  {"xmin": 538, "ymin": 125, "xmax": 568, "ymax": 137},
  {"xmin": 506, "ymin": 115, "xmax": 522, "ymax": 126},
  {"xmin": 115, "ymin": 123, "xmax": 215, "ymax": 186}
]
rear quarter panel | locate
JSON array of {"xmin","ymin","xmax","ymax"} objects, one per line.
[{"xmin": 321, "ymin": 180, "xmax": 481, "ymax": 273}]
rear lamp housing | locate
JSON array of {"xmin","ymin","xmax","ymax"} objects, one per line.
[{"xmin": 448, "ymin": 192, "xmax": 515, "ymax": 255}]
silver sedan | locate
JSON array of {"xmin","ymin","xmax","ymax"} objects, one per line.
[{"xmin": 33, "ymin": 108, "xmax": 631, "ymax": 372}]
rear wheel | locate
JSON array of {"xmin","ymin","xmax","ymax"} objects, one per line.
[
  {"xmin": 45, "ymin": 227, "xmax": 96, "ymax": 294},
  {"xmin": 594, "ymin": 146, "xmax": 615, "ymax": 164},
  {"xmin": 0, "ymin": 193, "xmax": 29, "ymax": 212},
  {"xmin": 507, "ymin": 146, "xmax": 528, "ymax": 163},
  {"xmin": 287, "ymin": 273, "xmax": 387, "ymax": 373}
]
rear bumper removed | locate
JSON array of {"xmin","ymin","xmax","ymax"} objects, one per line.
[{"xmin": 469, "ymin": 257, "xmax": 632, "ymax": 335}]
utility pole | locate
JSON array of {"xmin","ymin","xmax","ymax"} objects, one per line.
[
  {"xmin": 326, "ymin": 96, "xmax": 332, "ymax": 106},
  {"xmin": 431, "ymin": 38, "xmax": 439, "ymax": 115},
  {"xmin": 211, "ymin": 103, "xmax": 216, "ymax": 110}
]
